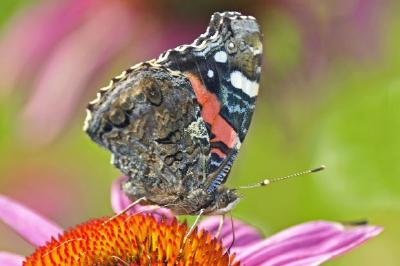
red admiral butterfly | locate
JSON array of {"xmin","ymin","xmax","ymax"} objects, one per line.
[{"xmin": 84, "ymin": 11, "xmax": 263, "ymax": 216}]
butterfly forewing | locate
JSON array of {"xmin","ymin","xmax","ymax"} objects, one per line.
[{"xmin": 156, "ymin": 12, "xmax": 263, "ymax": 190}]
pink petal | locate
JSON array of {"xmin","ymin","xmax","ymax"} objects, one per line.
[
  {"xmin": 0, "ymin": 252, "xmax": 24, "ymax": 266},
  {"xmin": 236, "ymin": 221, "xmax": 382, "ymax": 266},
  {"xmin": 199, "ymin": 216, "xmax": 262, "ymax": 249},
  {"xmin": 111, "ymin": 176, "xmax": 134, "ymax": 213},
  {"xmin": 18, "ymin": 1, "xmax": 135, "ymax": 143},
  {"xmin": 0, "ymin": 0, "xmax": 95, "ymax": 91},
  {"xmin": 0, "ymin": 194, "xmax": 62, "ymax": 247},
  {"xmin": 111, "ymin": 176, "xmax": 173, "ymax": 220}
]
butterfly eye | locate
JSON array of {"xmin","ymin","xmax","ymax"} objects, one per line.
[{"xmin": 226, "ymin": 40, "xmax": 237, "ymax": 54}]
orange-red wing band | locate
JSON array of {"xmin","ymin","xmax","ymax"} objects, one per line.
[{"xmin": 185, "ymin": 73, "xmax": 237, "ymax": 157}]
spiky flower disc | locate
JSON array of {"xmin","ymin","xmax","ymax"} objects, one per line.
[{"xmin": 23, "ymin": 214, "xmax": 237, "ymax": 265}]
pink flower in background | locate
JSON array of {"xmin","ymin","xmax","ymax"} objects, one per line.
[
  {"xmin": 0, "ymin": 0, "xmax": 188, "ymax": 144},
  {"xmin": 0, "ymin": 0, "xmax": 382, "ymax": 144},
  {"xmin": 0, "ymin": 1, "xmax": 146, "ymax": 143},
  {"xmin": 277, "ymin": 0, "xmax": 382, "ymax": 75},
  {"xmin": 0, "ymin": 195, "xmax": 62, "ymax": 265}
]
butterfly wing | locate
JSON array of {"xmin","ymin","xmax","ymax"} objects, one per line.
[
  {"xmin": 157, "ymin": 12, "xmax": 263, "ymax": 191},
  {"xmin": 84, "ymin": 63, "xmax": 211, "ymax": 204}
]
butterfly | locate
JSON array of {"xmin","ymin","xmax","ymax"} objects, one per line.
[{"xmin": 84, "ymin": 11, "xmax": 263, "ymax": 216}]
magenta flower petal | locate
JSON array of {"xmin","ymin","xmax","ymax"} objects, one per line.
[
  {"xmin": 199, "ymin": 216, "xmax": 262, "ymax": 249},
  {"xmin": 0, "ymin": 194, "xmax": 62, "ymax": 247},
  {"xmin": 111, "ymin": 176, "xmax": 173, "ymax": 220},
  {"xmin": 18, "ymin": 1, "xmax": 135, "ymax": 143},
  {"xmin": 236, "ymin": 221, "xmax": 382, "ymax": 266},
  {"xmin": 0, "ymin": 0, "xmax": 95, "ymax": 91},
  {"xmin": 0, "ymin": 252, "xmax": 24, "ymax": 266},
  {"xmin": 111, "ymin": 176, "xmax": 135, "ymax": 213}
]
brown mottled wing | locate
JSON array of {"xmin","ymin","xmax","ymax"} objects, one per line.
[{"xmin": 84, "ymin": 62, "xmax": 210, "ymax": 203}]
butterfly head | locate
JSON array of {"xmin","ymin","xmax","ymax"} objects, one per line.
[{"xmin": 203, "ymin": 187, "xmax": 241, "ymax": 215}]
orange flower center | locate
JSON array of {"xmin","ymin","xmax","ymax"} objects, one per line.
[{"xmin": 23, "ymin": 214, "xmax": 238, "ymax": 266}]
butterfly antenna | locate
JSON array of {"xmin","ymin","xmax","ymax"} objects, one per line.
[{"xmin": 239, "ymin": 165, "xmax": 325, "ymax": 189}]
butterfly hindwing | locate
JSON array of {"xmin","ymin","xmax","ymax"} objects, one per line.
[{"xmin": 84, "ymin": 63, "xmax": 212, "ymax": 205}]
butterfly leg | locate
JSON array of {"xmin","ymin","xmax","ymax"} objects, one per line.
[
  {"xmin": 103, "ymin": 197, "xmax": 146, "ymax": 225},
  {"xmin": 176, "ymin": 209, "xmax": 205, "ymax": 263},
  {"xmin": 110, "ymin": 255, "xmax": 130, "ymax": 265},
  {"xmin": 227, "ymin": 213, "xmax": 236, "ymax": 252},
  {"xmin": 183, "ymin": 208, "xmax": 205, "ymax": 244},
  {"xmin": 132, "ymin": 204, "xmax": 160, "ymax": 215},
  {"xmin": 215, "ymin": 214, "xmax": 225, "ymax": 239},
  {"xmin": 224, "ymin": 214, "xmax": 236, "ymax": 266}
]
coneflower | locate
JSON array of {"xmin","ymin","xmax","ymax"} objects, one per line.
[{"xmin": 0, "ymin": 178, "xmax": 382, "ymax": 265}]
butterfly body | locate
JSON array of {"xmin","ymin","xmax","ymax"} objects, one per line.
[{"xmin": 84, "ymin": 11, "xmax": 262, "ymax": 215}]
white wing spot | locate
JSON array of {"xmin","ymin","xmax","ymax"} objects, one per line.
[
  {"xmin": 214, "ymin": 51, "xmax": 227, "ymax": 63},
  {"xmin": 230, "ymin": 71, "xmax": 259, "ymax": 98},
  {"xmin": 207, "ymin": 69, "xmax": 214, "ymax": 78},
  {"xmin": 185, "ymin": 118, "xmax": 209, "ymax": 141},
  {"xmin": 83, "ymin": 110, "xmax": 92, "ymax": 131}
]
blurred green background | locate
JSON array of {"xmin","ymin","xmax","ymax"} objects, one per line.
[{"xmin": 0, "ymin": 0, "xmax": 399, "ymax": 265}]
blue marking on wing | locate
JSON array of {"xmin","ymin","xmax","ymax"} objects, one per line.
[{"xmin": 207, "ymin": 151, "xmax": 237, "ymax": 193}]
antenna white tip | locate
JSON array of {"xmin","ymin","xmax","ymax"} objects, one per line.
[
  {"xmin": 311, "ymin": 165, "xmax": 326, "ymax": 173},
  {"xmin": 261, "ymin": 179, "xmax": 270, "ymax": 186}
]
